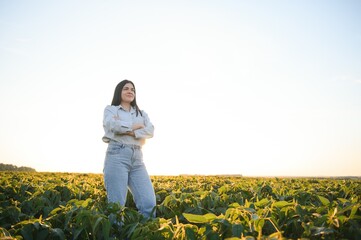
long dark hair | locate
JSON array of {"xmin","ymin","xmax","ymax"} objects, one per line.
[{"xmin": 111, "ymin": 79, "xmax": 142, "ymax": 116}]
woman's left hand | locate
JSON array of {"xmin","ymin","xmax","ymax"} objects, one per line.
[{"xmin": 132, "ymin": 124, "xmax": 145, "ymax": 130}]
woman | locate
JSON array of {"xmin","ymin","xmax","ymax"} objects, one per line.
[{"xmin": 102, "ymin": 79, "xmax": 156, "ymax": 218}]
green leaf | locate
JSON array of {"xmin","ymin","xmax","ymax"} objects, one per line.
[
  {"xmin": 268, "ymin": 232, "xmax": 283, "ymax": 239},
  {"xmin": 183, "ymin": 213, "xmax": 207, "ymax": 223},
  {"xmin": 349, "ymin": 204, "xmax": 359, "ymax": 219},
  {"xmin": 92, "ymin": 217, "xmax": 104, "ymax": 232},
  {"xmin": 73, "ymin": 228, "xmax": 84, "ymax": 239},
  {"xmin": 203, "ymin": 213, "xmax": 217, "ymax": 221},
  {"xmin": 81, "ymin": 198, "xmax": 92, "ymax": 208},
  {"xmin": 251, "ymin": 214, "xmax": 259, "ymax": 220},
  {"xmin": 255, "ymin": 198, "xmax": 269, "ymax": 207},
  {"xmin": 337, "ymin": 198, "xmax": 349, "ymax": 204},
  {"xmin": 244, "ymin": 208, "xmax": 256, "ymax": 213},
  {"xmin": 20, "ymin": 224, "xmax": 33, "ymax": 240},
  {"xmin": 231, "ymin": 224, "xmax": 243, "ymax": 237},
  {"xmin": 49, "ymin": 206, "xmax": 64, "ymax": 215},
  {"xmin": 273, "ymin": 201, "xmax": 293, "ymax": 208},
  {"xmin": 185, "ymin": 227, "xmax": 197, "ymax": 239},
  {"xmin": 101, "ymin": 221, "xmax": 111, "ymax": 240},
  {"xmin": 255, "ymin": 218, "xmax": 265, "ymax": 230},
  {"xmin": 317, "ymin": 195, "xmax": 330, "ymax": 206},
  {"xmin": 50, "ymin": 228, "xmax": 65, "ymax": 240},
  {"xmin": 36, "ymin": 229, "xmax": 49, "ymax": 240},
  {"xmin": 229, "ymin": 203, "xmax": 241, "ymax": 208}
]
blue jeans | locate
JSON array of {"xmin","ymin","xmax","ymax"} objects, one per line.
[{"xmin": 103, "ymin": 141, "xmax": 156, "ymax": 218}]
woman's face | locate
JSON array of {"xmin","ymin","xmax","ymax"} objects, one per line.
[{"xmin": 121, "ymin": 82, "xmax": 135, "ymax": 104}]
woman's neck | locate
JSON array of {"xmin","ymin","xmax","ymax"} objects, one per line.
[{"xmin": 120, "ymin": 103, "xmax": 131, "ymax": 111}]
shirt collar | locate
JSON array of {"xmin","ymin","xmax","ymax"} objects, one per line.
[{"xmin": 118, "ymin": 105, "xmax": 136, "ymax": 113}]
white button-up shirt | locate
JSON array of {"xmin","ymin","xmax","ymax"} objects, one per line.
[{"xmin": 102, "ymin": 105, "xmax": 154, "ymax": 146}]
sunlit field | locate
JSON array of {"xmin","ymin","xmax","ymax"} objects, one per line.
[{"xmin": 1, "ymin": 172, "xmax": 360, "ymax": 239}]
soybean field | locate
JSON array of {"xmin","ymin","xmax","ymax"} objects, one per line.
[{"xmin": 0, "ymin": 172, "xmax": 360, "ymax": 239}]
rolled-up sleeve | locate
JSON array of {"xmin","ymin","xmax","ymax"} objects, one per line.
[
  {"xmin": 103, "ymin": 106, "xmax": 132, "ymax": 134},
  {"xmin": 134, "ymin": 111, "xmax": 154, "ymax": 139}
]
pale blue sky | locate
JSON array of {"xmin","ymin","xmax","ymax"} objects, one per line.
[{"xmin": 1, "ymin": 1, "xmax": 360, "ymax": 176}]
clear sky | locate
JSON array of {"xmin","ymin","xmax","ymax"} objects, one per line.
[{"xmin": 0, "ymin": 1, "xmax": 360, "ymax": 176}]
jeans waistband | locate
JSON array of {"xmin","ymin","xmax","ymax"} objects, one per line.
[{"xmin": 109, "ymin": 140, "xmax": 141, "ymax": 149}]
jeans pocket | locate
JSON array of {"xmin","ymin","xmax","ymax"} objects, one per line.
[{"xmin": 106, "ymin": 143, "xmax": 124, "ymax": 155}]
